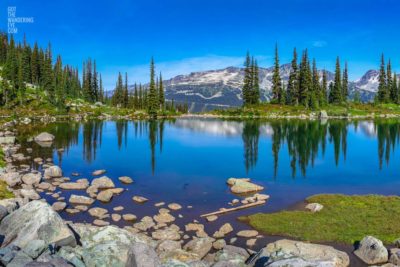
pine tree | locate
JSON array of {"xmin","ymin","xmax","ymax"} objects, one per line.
[
  {"xmin": 242, "ymin": 52, "xmax": 251, "ymax": 106},
  {"xmin": 298, "ymin": 49, "xmax": 312, "ymax": 107},
  {"xmin": 286, "ymin": 48, "xmax": 298, "ymax": 105},
  {"xmin": 252, "ymin": 60, "xmax": 260, "ymax": 104},
  {"xmin": 321, "ymin": 70, "xmax": 328, "ymax": 106},
  {"xmin": 377, "ymin": 54, "xmax": 388, "ymax": 103},
  {"xmin": 271, "ymin": 44, "xmax": 283, "ymax": 103},
  {"xmin": 123, "ymin": 72, "xmax": 129, "ymax": 108},
  {"xmin": 148, "ymin": 57, "xmax": 158, "ymax": 117},
  {"xmin": 391, "ymin": 73, "xmax": 398, "ymax": 103},
  {"xmin": 342, "ymin": 62, "xmax": 349, "ymax": 101},
  {"xmin": 329, "ymin": 57, "xmax": 342, "ymax": 104},
  {"xmin": 158, "ymin": 73, "xmax": 165, "ymax": 109},
  {"xmin": 387, "ymin": 60, "xmax": 393, "ymax": 102},
  {"xmin": 310, "ymin": 58, "xmax": 320, "ymax": 108}
]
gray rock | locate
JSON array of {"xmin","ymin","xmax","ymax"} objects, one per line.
[
  {"xmin": 389, "ymin": 248, "xmax": 400, "ymax": 265},
  {"xmin": 23, "ymin": 239, "xmax": 47, "ymax": 259},
  {"xmin": 0, "ymin": 198, "xmax": 19, "ymax": 213},
  {"xmin": 0, "ymin": 245, "xmax": 20, "ymax": 265},
  {"xmin": 0, "ymin": 136, "xmax": 15, "ymax": 144},
  {"xmin": 57, "ymin": 246, "xmax": 85, "ymax": 267},
  {"xmin": 69, "ymin": 194, "xmax": 94, "ymax": 205},
  {"xmin": 59, "ymin": 182, "xmax": 88, "ymax": 190},
  {"xmin": 1, "ymin": 171, "xmax": 21, "ymax": 187},
  {"xmin": 34, "ymin": 132, "xmax": 55, "ymax": 142},
  {"xmin": 52, "ymin": 201, "xmax": 67, "ymax": 211},
  {"xmin": 126, "ymin": 242, "xmax": 161, "ymax": 267},
  {"xmin": 7, "ymin": 251, "xmax": 33, "ymax": 267},
  {"xmin": 22, "ymin": 172, "xmax": 42, "ymax": 185},
  {"xmin": 0, "ymin": 200, "xmax": 76, "ymax": 249},
  {"xmin": 119, "ymin": 176, "xmax": 133, "ymax": 184},
  {"xmin": 96, "ymin": 189, "xmax": 113, "ymax": 202},
  {"xmin": 319, "ymin": 110, "xmax": 329, "ymax": 119},
  {"xmin": 0, "ymin": 205, "xmax": 8, "ymax": 221},
  {"xmin": 20, "ymin": 188, "xmax": 41, "ymax": 200},
  {"xmin": 305, "ymin": 202, "xmax": 324, "ymax": 213},
  {"xmin": 92, "ymin": 169, "xmax": 106, "ymax": 176},
  {"xmin": 91, "ymin": 176, "xmax": 115, "ymax": 189},
  {"xmin": 44, "ymin": 166, "xmax": 62, "ymax": 179},
  {"xmin": 156, "ymin": 240, "xmax": 182, "ymax": 254},
  {"xmin": 354, "ymin": 236, "xmax": 388, "ymax": 265}
]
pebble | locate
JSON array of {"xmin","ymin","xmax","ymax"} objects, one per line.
[
  {"xmin": 111, "ymin": 213, "xmax": 122, "ymax": 222},
  {"xmin": 168, "ymin": 203, "xmax": 182, "ymax": 210},
  {"xmin": 155, "ymin": 202, "xmax": 165, "ymax": 207},
  {"xmin": 206, "ymin": 215, "xmax": 218, "ymax": 222},
  {"xmin": 246, "ymin": 238, "xmax": 257, "ymax": 247},
  {"xmin": 133, "ymin": 196, "xmax": 148, "ymax": 203},
  {"xmin": 122, "ymin": 214, "xmax": 137, "ymax": 221},
  {"xmin": 113, "ymin": 206, "xmax": 124, "ymax": 211},
  {"xmin": 93, "ymin": 219, "xmax": 109, "ymax": 226}
]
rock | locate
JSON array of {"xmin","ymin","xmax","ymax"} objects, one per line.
[
  {"xmin": 249, "ymin": 239, "xmax": 350, "ymax": 267},
  {"xmin": 305, "ymin": 202, "xmax": 324, "ymax": 212},
  {"xmin": 156, "ymin": 240, "xmax": 182, "ymax": 254},
  {"xmin": 52, "ymin": 202, "xmax": 66, "ymax": 211},
  {"xmin": 75, "ymin": 205, "xmax": 88, "ymax": 211},
  {"xmin": 96, "ymin": 190, "xmax": 113, "ymax": 202},
  {"xmin": 20, "ymin": 189, "xmax": 40, "ymax": 200},
  {"xmin": 69, "ymin": 194, "xmax": 94, "ymax": 205},
  {"xmin": 1, "ymin": 172, "xmax": 21, "ymax": 187},
  {"xmin": 123, "ymin": 214, "xmax": 137, "ymax": 221},
  {"xmin": 152, "ymin": 227, "xmax": 181, "ymax": 240},
  {"xmin": 88, "ymin": 207, "xmax": 108, "ymax": 218},
  {"xmin": 7, "ymin": 251, "xmax": 32, "ymax": 267},
  {"xmin": 214, "ymin": 245, "xmax": 249, "ymax": 264},
  {"xmin": 66, "ymin": 208, "xmax": 80, "ymax": 214},
  {"xmin": 184, "ymin": 237, "xmax": 214, "ymax": 259},
  {"xmin": 168, "ymin": 203, "xmax": 182, "ymax": 210},
  {"xmin": 254, "ymin": 193, "xmax": 270, "ymax": 201},
  {"xmin": 154, "ymin": 212, "xmax": 175, "ymax": 223},
  {"xmin": 93, "ymin": 219, "xmax": 110, "ymax": 226},
  {"xmin": 236, "ymin": 230, "xmax": 258, "ymax": 238},
  {"xmin": 246, "ymin": 238, "xmax": 257, "ymax": 247},
  {"xmin": 389, "ymin": 248, "xmax": 400, "ymax": 265},
  {"xmin": 22, "ymin": 173, "xmax": 42, "ymax": 185},
  {"xmin": 0, "ymin": 245, "xmax": 20, "ymax": 265},
  {"xmin": 155, "ymin": 202, "xmax": 165, "ymax": 207},
  {"xmin": 354, "ymin": 236, "xmax": 388, "ymax": 265},
  {"xmin": 108, "ymin": 188, "xmax": 124, "ymax": 194},
  {"xmin": 44, "ymin": 166, "xmax": 62, "ymax": 179},
  {"xmin": 206, "ymin": 215, "xmax": 218, "ymax": 222},
  {"xmin": 70, "ymin": 224, "xmax": 155, "ymax": 267},
  {"xmin": 111, "ymin": 213, "xmax": 121, "ymax": 222},
  {"xmin": 133, "ymin": 195, "xmax": 148, "ymax": 203},
  {"xmin": 92, "ymin": 169, "xmax": 106, "ymax": 176},
  {"xmin": 0, "ymin": 205, "xmax": 8, "ymax": 221},
  {"xmin": 59, "ymin": 182, "xmax": 88, "ymax": 190},
  {"xmin": 0, "ymin": 198, "xmax": 19, "ymax": 213},
  {"xmin": 159, "ymin": 250, "xmax": 200, "ymax": 263},
  {"xmin": 119, "ymin": 176, "xmax": 133, "ymax": 184},
  {"xmin": 113, "ymin": 206, "xmax": 124, "ymax": 211},
  {"xmin": 91, "ymin": 176, "xmax": 115, "ymax": 188},
  {"xmin": 86, "ymin": 185, "xmax": 98, "ymax": 197},
  {"xmin": 0, "ymin": 136, "xmax": 15, "ymax": 144},
  {"xmin": 34, "ymin": 132, "xmax": 55, "ymax": 142},
  {"xmin": 319, "ymin": 110, "xmax": 329, "ymax": 119},
  {"xmin": 126, "ymin": 242, "xmax": 161, "ymax": 267},
  {"xmin": 0, "ymin": 201, "xmax": 76, "ymax": 249},
  {"xmin": 134, "ymin": 216, "xmax": 155, "ymax": 231},
  {"xmin": 213, "ymin": 223, "xmax": 234, "ymax": 238},
  {"xmin": 185, "ymin": 223, "xmax": 204, "ymax": 232},
  {"xmin": 23, "ymin": 239, "xmax": 46, "ymax": 259},
  {"xmin": 37, "ymin": 182, "xmax": 51, "ymax": 190},
  {"xmin": 213, "ymin": 239, "xmax": 226, "ymax": 250},
  {"xmin": 226, "ymin": 178, "xmax": 264, "ymax": 194}
]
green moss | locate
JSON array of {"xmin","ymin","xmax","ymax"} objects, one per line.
[
  {"xmin": 0, "ymin": 181, "xmax": 13, "ymax": 200},
  {"xmin": 241, "ymin": 194, "xmax": 400, "ymax": 244}
]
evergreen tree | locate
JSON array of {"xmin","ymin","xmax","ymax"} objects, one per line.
[
  {"xmin": 391, "ymin": 73, "xmax": 398, "ymax": 103},
  {"xmin": 123, "ymin": 72, "xmax": 129, "ymax": 108},
  {"xmin": 271, "ymin": 44, "xmax": 283, "ymax": 103},
  {"xmin": 377, "ymin": 54, "xmax": 388, "ymax": 103},
  {"xmin": 387, "ymin": 60, "xmax": 393, "ymax": 102},
  {"xmin": 298, "ymin": 49, "xmax": 312, "ymax": 107},
  {"xmin": 158, "ymin": 73, "xmax": 165, "ymax": 109},
  {"xmin": 310, "ymin": 59, "xmax": 320, "ymax": 108},
  {"xmin": 329, "ymin": 57, "xmax": 342, "ymax": 104},
  {"xmin": 286, "ymin": 48, "xmax": 298, "ymax": 105},
  {"xmin": 321, "ymin": 70, "xmax": 328, "ymax": 106},
  {"xmin": 252, "ymin": 60, "xmax": 260, "ymax": 104},
  {"xmin": 147, "ymin": 57, "xmax": 158, "ymax": 117},
  {"xmin": 242, "ymin": 52, "xmax": 252, "ymax": 106},
  {"xmin": 342, "ymin": 62, "xmax": 348, "ymax": 101}
]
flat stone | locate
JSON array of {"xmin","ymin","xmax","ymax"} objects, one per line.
[
  {"xmin": 96, "ymin": 190, "xmax": 113, "ymax": 202},
  {"xmin": 44, "ymin": 166, "xmax": 62, "ymax": 179},
  {"xmin": 154, "ymin": 213, "xmax": 175, "ymax": 224},
  {"xmin": 37, "ymin": 182, "xmax": 51, "ymax": 190},
  {"xmin": 213, "ymin": 223, "xmax": 233, "ymax": 238},
  {"xmin": 111, "ymin": 214, "xmax": 122, "ymax": 222},
  {"xmin": 152, "ymin": 227, "xmax": 181, "ymax": 241},
  {"xmin": 206, "ymin": 215, "xmax": 218, "ymax": 222},
  {"xmin": 88, "ymin": 207, "xmax": 108, "ymax": 218},
  {"xmin": 66, "ymin": 208, "xmax": 80, "ymax": 214},
  {"xmin": 75, "ymin": 205, "xmax": 88, "ymax": 211},
  {"xmin": 93, "ymin": 219, "xmax": 110, "ymax": 226},
  {"xmin": 59, "ymin": 182, "xmax": 88, "ymax": 190},
  {"xmin": 185, "ymin": 223, "xmax": 204, "ymax": 232},
  {"xmin": 133, "ymin": 195, "xmax": 148, "ymax": 203},
  {"xmin": 155, "ymin": 202, "xmax": 165, "ymax": 207},
  {"xmin": 118, "ymin": 176, "xmax": 133, "ymax": 184},
  {"xmin": 168, "ymin": 203, "xmax": 182, "ymax": 210},
  {"xmin": 122, "ymin": 214, "xmax": 137, "ymax": 221},
  {"xmin": 92, "ymin": 169, "xmax": 106, "ymax": 176},
  {"xmin": 246, "ymin": 238, "xmax": 257, "ymax": 247},
  {"xmin": 113, "ymin": 206, "xmax": 124, "ymax": 211},
  {"xmin": 69, "ymin": 194, "xmax": 94, "ymax": 205},
  {"xmin": 1, "ymin": 172, "xmax": 21, "ymax": 187},
  {"xmin": 236, "ymin": 230, "xmax": 258, "ymax": 238},
  {"xmin": 183, "ymin": 237, "xmax": 214, "ymax": 259},
  {"xmin": 52, "ymin": 201, "xmax": 67, "ymax": 211},
  {"xmin": 22, "ymin": 173, "xmax": 41, "ymax": 186},
  {"xmin": 213, "ymin": 239, "xmax": 226, "ymax": 250},
  {"xmin": 226, "ymin": 178, "xmax": 264, "ymax": 194},
  {"xmin": 34, "ymin": 132, "xmax": 55, "ymax": 142},
  {"xmin": 133, "ymin": 216, "xmax": 155, "ymax": 231}
]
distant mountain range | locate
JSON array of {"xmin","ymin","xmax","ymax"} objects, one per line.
[{"xmin": 123, "ymin": 64, "xmax": 397, "ymax": 112}]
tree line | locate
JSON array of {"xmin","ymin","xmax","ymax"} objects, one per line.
[{"xmin": 376, "ymin": 55, "xmax": 399, "ymax": 104}]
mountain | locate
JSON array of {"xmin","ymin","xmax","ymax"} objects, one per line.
[{"xmin": 124, "ymin": 65, "xmax": 398, "ymax": 112}]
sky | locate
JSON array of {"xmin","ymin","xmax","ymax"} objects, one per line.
[{"xmin": 1, "ymin": 0, "xmax": 399, "ymax": 90}]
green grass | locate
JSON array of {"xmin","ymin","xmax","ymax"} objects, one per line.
[
  {"xmin": 0, "ymin": 148, "xmax": 13, "ymax": 200},
  {"xmin": 241, "ymin": 194, "xmax": 400, "ymax": 244}
]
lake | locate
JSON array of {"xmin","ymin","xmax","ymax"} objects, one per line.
[{"xmin": 16, "ymin": 118, "xmax": 400, "ymax": 242}]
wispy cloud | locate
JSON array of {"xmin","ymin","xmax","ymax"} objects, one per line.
[
  {"xmin": 312, "ymin": 40, "xmax": 328, "ymax": 48},
  {"xmin": 101, "ymin": 55, "xmax": 246, "ymax": 90}
]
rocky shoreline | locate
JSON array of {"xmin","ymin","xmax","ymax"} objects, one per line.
[{"xmin": 0, "ymin": 120, "xmax": 400, "ymax": 266}]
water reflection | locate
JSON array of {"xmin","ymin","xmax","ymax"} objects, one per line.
[{"xmin": 18, "ymin": 118, "xmax": 400, "ymax": 178}]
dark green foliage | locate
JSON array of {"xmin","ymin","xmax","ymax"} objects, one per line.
[
  {"xmin": 391, "ymin": 73, "xmax": 398, "ymax": 104},
  {"xmin": 321, "ymin": 70, "xmax": 328, "ymax": 106},
  {"xmin": 286, "ymin": 48, "xmax": 298, "ymax": 105},
  {"xmin": 298, "ymin": 50, "xmax": 312, "ymax": 107},
  {"xmin": 242, "ymin": 52, "xmax": 260, "ymax": 106},
  {"xmin": 342, "ymin": 62, "xmax": 348, "ymax": 101},
  {"xmin": 158, "ymin": 73, "xmax": 165, "ymax": 109},
  {"xmin": 271, "ymin": 45, "xmax": 283, "ymax": 103},
  {"xmin": 329, "ymin": 57, "xmax": 342, "ymax": 104},
  {"xmin": 147, "ymin": 57, "xmax": 158, "ymax": 117},
  {"xmin": 377, "ymin": 54, "xmax": 389, "ymax": 103}
]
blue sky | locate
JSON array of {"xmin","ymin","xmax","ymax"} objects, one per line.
[{"xmin": 1, "ymin": 0, "xmax": 399, "ymax": 90}]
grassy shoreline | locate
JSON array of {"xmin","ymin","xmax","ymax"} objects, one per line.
[
  {"xmin": 0, "ymin": 147, "xmax": 14, "ymax": 200},
  {"xmin": 240, "ymin": 194, "xmax": 400, "ymax": 245}
]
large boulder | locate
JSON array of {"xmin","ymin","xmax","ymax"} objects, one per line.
[
  {"xmin": 0, "ymin": 201, "xmax": 76, "ymax": 249},
  {"xmin": 183, "ymin": 237, "xmax": 214, "ymax": 259},
  {"xmin": 226, "ymin": 178, "xmax": 264, "ymax": 194},
  {"xmin": 44, "ymin": 166, "xmax": 62, "ymax": 179},
  {"xmin": 34, "ymin": 132, "xmax": 55, "ymax": 143},
  {"xmin": 354, "ymin": 236, "xmax": 388, "ymax": 265},
  {"xmin": 70, "ymin": 224, "xmax": 156, "ymax": 267},
  {"xmin": 248, "ymin": 239, "xmax": 350, "ymax": 267},
  {"xmin": 126, "ymin": 242, "xmax": 161, "ymax": 267},
  {"xmin": 1, "ymin": 172, "xmax": 21, "ymax": 187}
]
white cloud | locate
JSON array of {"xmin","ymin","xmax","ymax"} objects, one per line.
[
  {"xmin": 100, "ymin": 55, "xmax": 246, "ymax": 90},
  {"xmin": 312, "ymin": 40, "xmax": 328, "ymax": 48}
]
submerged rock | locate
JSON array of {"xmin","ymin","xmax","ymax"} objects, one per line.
[
  {"xmin": 118, "ymin": 176, "xmax": 133, "ymax": 184},
  {"xmin": 92, "ymin": 169, "xmax": 106, "ymax": 176},
  {"xmin": 213, "ymin": 223, "xmax": 234, "ymax": 238},
  {"xmin": 59, "ymin": 182, "xmax": 88, "ymax": 190},
  {"xmin": 133, "ymin": 195, "xmax": 148, "ymax": 203},
  {"xmin": 354, "ymin": 236, "xmax": 388, "ymax": 265},
  {"xmin": 0, "ymin": 201, "xmax": 76, "ymax": 249}
]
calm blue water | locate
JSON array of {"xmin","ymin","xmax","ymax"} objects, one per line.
[{"xmin": 17, "ymin": 118, "xmax": 400, "ymax": 233}]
